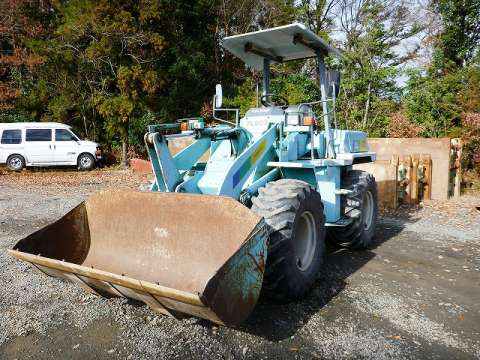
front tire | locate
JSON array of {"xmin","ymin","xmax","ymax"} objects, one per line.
[
  {"xmin": 251, "ymin": 179, "xmax": 326, "ymax": 300},
  {"xmin": 78, "ymin": 153, "xmax": 95, "ymax": 171},
  {"xmin": 327, "ymin": 170, "xmax": 378, "ymax": 249},
  {"xmin": 7, "ymin": 155, "xmax": 25, "ymax": 172}
]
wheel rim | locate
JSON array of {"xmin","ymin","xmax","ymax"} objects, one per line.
[
  {"xmin": 363, "ymin": 190, "xmax": 374, "ymax": 231},
  {"xmin": 9, "ymin": 157, "xmax": 22, "ymax": 170},
  {"xmin": 294, "ymin": 211, "xmax": 317, "ymax": 271},
  {"xmin": 80, "ymin": 156, "xmax": 92, "ymax": 168}
]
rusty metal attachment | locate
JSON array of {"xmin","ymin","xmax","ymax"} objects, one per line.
[{"xmin": 9, "ymin": 190, "xmax": 268, "ymax": 326}]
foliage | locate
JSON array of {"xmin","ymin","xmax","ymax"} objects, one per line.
[
  {"xmin": 224, "ymin": 69, "xmax": 319, "ymax": 116},
  {"xmin": 461, "ymin": 113, "xmax": 480, "ymax": 175},
  {"xmin": 457, "ymin": 67, "xmax": 480, "ymax": 113},
  {"xmin": 387, "ymin": 111, "xmax": 424, "ymax": 138},
  {"xmin": 403, "ymin": 69, "xmax": 462, "ymax": 137},
  {"xmin": 9, "ymin": 0, "xmax": 220, "ymax": 164},
  {"xmin": 336, "ymin": 0, "xmax": 420, "ymax": 135},
  {"xmin": 431, "ymin": 0, "xmax": 480, "ymax": 71},
  {"xmin": 401, "ymin": 0, "xmax": 480, "ymax": 144},
  {"xmin": 1, "ymin": 0, "xmax": 479, "ymax": 167},
  {"xmin": 128, "ymin": 110, "xmax": 157, "ymax": 155},
  {"xmin": 458, "ymin": 75, "xmax": 480, "ymax": 174},
  {"xmin": 0, "ymin": 0, "xmax": 51, "ymax": 111}
]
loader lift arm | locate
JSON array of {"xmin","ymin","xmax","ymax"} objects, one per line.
[{"xmin": 145, "ymin": 121, "xmax": 280, "ymax": 198}]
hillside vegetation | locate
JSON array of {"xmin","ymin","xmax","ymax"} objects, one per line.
[{"xmin": 0, "ymin": 0, "xmax": 479, "ymax": 171}]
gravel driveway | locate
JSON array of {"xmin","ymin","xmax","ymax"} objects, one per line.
[{"xmin": 1, "ymin": 169, "xmax": 479, "ymax": 359}]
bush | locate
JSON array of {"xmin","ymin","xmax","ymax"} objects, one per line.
[
  {"xmin": 388, "ymin": 111, "xmax": 424, "ymax": 138},
  {"xmin": 128, "ymin": 111, "xmax": 157, "ymax": 158},
  {"xmin": 461, "ymin": 112, "xmax": 480, "ymax": 175}
]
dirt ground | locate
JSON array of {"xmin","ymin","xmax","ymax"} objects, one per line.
[{"xmin": 1, "ymin": 169, "xmax": 479, "ymax": 359}]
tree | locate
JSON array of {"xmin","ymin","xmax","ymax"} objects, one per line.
[
  {"xmin": 70, "ymin": 1, "xmax": 167, "ymax": 163},
  {"xmin": 431, "ymin": 0, "xmax": 480, "ymax": 71},
  {"xmin": 27, "ymin": 0, "xmax": 224, "ymax": 164},
  {"xmin": 296, "ymin": 0, "xmax": 338, "ymax": 36},
  {"xmin": 0, "ymin": 0, "xmax": 51, "ymax": 115},
  {"xmin": 403, "ymin": 69, "xmax": 461, "ymax": 137},
  {"xmin": 403, "ymin": 0, "xmax": 480, "ymax": 139},
  {"xmin": 335, "ymin": 0, "xmax": 421, "ymax": 135},
  {"xmin": 387, "ymin": 111, "xmax": 424, "ymax": 138}
]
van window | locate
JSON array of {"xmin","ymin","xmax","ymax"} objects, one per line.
[
  {"xmin": 1, "ymin": 129, "xmax": 22, "ymax": 144},
  {"xmin": 26, "ymin": 129, "xmax": 52, "ymax": 142},
  {"xmin": 55, "ymin": 129, "xmax": 78, "ymax": 141}
]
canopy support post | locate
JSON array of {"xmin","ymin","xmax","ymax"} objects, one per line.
[
  {"xmin": 262, "ymin": 58, "xmax": 270, "ymax": 103},
  {"xmin": 317, "ymin": 51, "xmax": 335, "ymax": 159}
]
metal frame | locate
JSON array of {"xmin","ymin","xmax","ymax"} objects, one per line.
[
  {"xmin": 212, "ymin": 95, "xmax": 239, "ymax": 127},
  {"xmin": 240, "ymin": 33, "xmax": 336, "ymax": 159}
]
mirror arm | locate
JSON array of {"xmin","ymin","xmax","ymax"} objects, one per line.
[{"xmin": 212, "ymin": 95, "xmax": 237, "ymax": 127}]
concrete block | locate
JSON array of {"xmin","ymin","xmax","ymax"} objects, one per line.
[
  {"xmin": 368, "ymin": 138, "xmax": 451, "ymax": 200},
  {"xmin": 130, "ymin": 158, "xmax": 152, "ymax": 174},
  {"xmin": 355, "ymin": 161, "xmax": 398, "ymax": 209}
]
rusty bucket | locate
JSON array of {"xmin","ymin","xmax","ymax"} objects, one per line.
[{"xmin": 9, "ymin": 190, "xmax": 268, "ymax": 325}]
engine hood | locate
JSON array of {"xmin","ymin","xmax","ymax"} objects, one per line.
[{"xmin": 79, "ymin": 140, "xmax": 99, "ymax": 148}]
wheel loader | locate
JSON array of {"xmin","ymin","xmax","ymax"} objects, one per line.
[{"xmin": 9, "ymin": 23, "xmax": 378, "ymax": 326}]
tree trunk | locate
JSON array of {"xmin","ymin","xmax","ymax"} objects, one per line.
[
  {"xmin": 121, "ymin": 120, "xmax": 129, "ymax": 166},
  {"xmin": 362, "ymin": 82, "xmax": 371, "ymax": 129}
]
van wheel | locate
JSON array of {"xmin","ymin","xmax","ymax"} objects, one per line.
[
  {"xmin": 78, "ymin": 153, "xmax": 95, "ymax": 171},
  {"xmin": 7, "ymin": 155, "xmax": 25, "ymax": 171}
]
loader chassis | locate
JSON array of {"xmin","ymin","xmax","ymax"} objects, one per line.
[
  {"xmin": 143, "ymin": 23, "xmax": 378, "ymax": 299},
  {"xmin": 9, "ymin": 23, "xmax": 378, "ymax": 325}
]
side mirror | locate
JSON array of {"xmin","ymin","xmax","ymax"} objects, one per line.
[
  {"xmin": 326, "ymin": 70, "xmax": 341, "ymax": 98},
  {"xmin": 215, "ymin": 84, "xmax": 223, "ymax": 108}
]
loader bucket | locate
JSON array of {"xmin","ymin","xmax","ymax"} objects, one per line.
[{"xmin": 9, "ymin": 190, "xmax": 268, "ymax": 326}]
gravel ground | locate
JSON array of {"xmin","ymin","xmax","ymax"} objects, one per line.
[{"xmin": 1, "ymin": 169, "xmax": 479, "ymax": 359}]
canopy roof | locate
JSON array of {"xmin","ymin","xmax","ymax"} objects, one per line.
[{"xmin": 222, "ymin": 23, "xmax": 340, "ymax": 71}]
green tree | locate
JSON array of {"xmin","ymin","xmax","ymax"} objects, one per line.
[
  {"xmin": 404, "ymin": 0, "xmax": 480, "ymax": 139},
  {"xmin": 13, "ymin": 0, "xmax": 220, "ymax": 164},
  {"xmin": 49, "ymin": 0, "xmax": 166, "ymax": 164},
  {"xmin": 431, "ymin": 0, "xmax": 480, "ymax": 71},
  {"xmin": 404, "ymin": 69, "xmax": 461, "ymax": 137},
  {"xmin": 336, "ymin": 0, "xmax": 420, "ymax": 135}
]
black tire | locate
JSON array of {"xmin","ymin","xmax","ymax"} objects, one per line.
[
  {"xmin": 7, "ymin": 154, "xmax": 25, "ymax": 172},
  {"xmin": 251, "ymin": 179, "xmax": 326, "ymax": 300},
  {"xmin": 327, "ymin": 170, "xmax": 378, "ymax": 249},
  {"xmin": 77, "ymin": 153, "xmax": 95, "ymax": 171}
]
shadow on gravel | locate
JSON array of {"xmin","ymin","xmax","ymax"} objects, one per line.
[{"xmin": 236, "ymin": 214, "xmax": 417, "ymax": 341}]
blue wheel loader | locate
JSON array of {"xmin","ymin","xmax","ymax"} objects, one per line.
[{"xmin": 10, "ymin": 24, "xmax": 378, "ymax": 326}]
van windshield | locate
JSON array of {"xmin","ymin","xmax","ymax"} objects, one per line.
[
  {"xmin": 55, "ymin": 129, "xmax": 80, "ymax": 142},
  {"xmin": 70, "ymin": 129, "xmax": 81, "ymax": 141}
]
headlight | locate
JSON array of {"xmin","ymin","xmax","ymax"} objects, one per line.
[{"xmin": 287, "ymin": 114, "xmax": 300, "ymax": 126}]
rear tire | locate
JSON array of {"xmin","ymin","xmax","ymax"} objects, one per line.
[
  {"xmin": 251, "ymin": 179, "xmax": 326, "ymax": 300},
  {"xmin": 7, "ymin": 154, "xmax": 25, "ymax": 172},
  {"xmin": 78, "ymin": 153, "xmax": 95, "ymax": 171},
  {"xmin": 327, "ymin": 170, "xmax": 378, "ymax": 249}
]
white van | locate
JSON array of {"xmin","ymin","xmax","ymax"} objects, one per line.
[{"xmin": 0, "ymin": 122, "xmax": 101, "ymax": 171}]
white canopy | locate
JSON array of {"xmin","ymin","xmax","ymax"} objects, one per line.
[{"xmin": 222, "ymin": 23, "xmax": 340, "ymax": 71}]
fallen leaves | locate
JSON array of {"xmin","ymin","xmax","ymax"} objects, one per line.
[
  {"xmin": 387, "ymin": 335, "xmax": 402, "ymax": 340},
  {"xmin": 0, "ymin": 167, "xmax": 151, "ymax": 190}
]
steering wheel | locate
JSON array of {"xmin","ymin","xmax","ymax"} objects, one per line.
[{"xmin": 261, "ymin": 93, "xmax": 289, "ymax": 108}]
